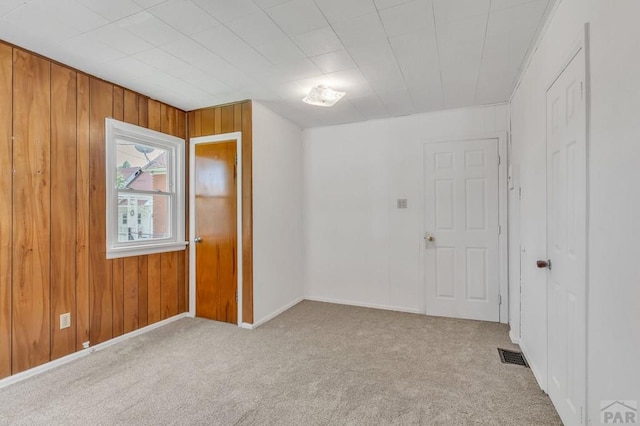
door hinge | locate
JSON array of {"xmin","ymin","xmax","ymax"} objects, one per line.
[
  {"xmin": 498, "ymin": 294, "xmax": 502, "ymax": 305},
  {"xmin": 580, "ymin": 82, "xmax": 584, "ymax": 100},
  {"xmin": 498, "ymin": 225, "xmax": 502, "ymax": 235},
  {"xmin": 235, "ymin": 153, "xmax": 238, "ymax": 165},
  {"xmin": 235, "ymin": 291, "xmax": 238, "ymax": 303},
  {"xmin": 498, "ymin": 155, "xmax": 501, "ymax": 165}
]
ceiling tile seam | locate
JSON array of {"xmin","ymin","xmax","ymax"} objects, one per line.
[
  {"xmin": 492, "ymin": 0, "xmax": 546, "ymax": 13},
  {"xmin": 302, "ymin": 0, "xmax": 398, "ymax": 106},
  {"xmin": 153, "ymin": 35, "xmax": 260, "ymax": 93},
  {"xmin": 374, "ymin": 6, "xmax": 413, "ymax": 114},
  {"xmin": 243, "ymin": 0, "xmax": 337, "ymax": 68},
  {"xmin": 144, "ymin": 1, "xmax": 220, "ymax": 38},
  {"xmin": 77, "ymin": 1, "xmax": 145, "ymax": 25},
  {"xmin": 217, "ymin": 13, "xmax": 306, "ymax": 76},
  {"xmin": 430, "ymin": 0, "xmax": 445, "ymax": 108},
  {"xmin": 473, "ymin": 0, "xmax": 493, "ymax": 104},
  {"xmin": 289, "ymin": 0, "xmax": 372, "ymax": 95}
]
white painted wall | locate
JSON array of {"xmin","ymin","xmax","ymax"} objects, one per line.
[
  {"xmin": 302, "ymin": 104, "xmax": 509, "ymax": 316},
  {"xmin": 511, "ymin": 0, "xmax": 640, "ymax": 421},
  {"xmin": 251, "ymin": 102, "xmax": 304, "ymax": 326}
]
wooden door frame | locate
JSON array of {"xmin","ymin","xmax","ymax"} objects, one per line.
[
  {"xmin": 188, "ymin": 132, "xmax": 243, "ymax": 326},
  {"xmin": 422, "ymin": 132, "xmax": 509, "ymax": 323}
]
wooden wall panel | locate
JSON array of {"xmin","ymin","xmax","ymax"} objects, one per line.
[
  {"xmin": 123, "ymin": 258, "xmax": 139, "ymax": 333},
  {"xmin": 111, "ymin": 87, "xmax": 124, "ymax": 339},
  {"xmin": 124, "ymin": 90, "xmax": 138, "ymax": 125},
  {"xmin": 88, "ymin": 79, "xmax": 113, "ymax": 345},
  {"xmin": 160, "ymin": 253, "xmax": 178, "ymax": 319},
  {"xmin": 76, "ymin": 74, "xmax": 90, "ymax": 351},
  {"xmin": 11, "ymin": 50, "xmax": 51, "ymax": 373},
  {"xmin": 147, "ymin": 254, "xmax": 162, "ymax": 324},
  {"xmin": 148, "ymin": 99, "xmax": 161, "ymax": 132},
  {"xmin": 241, "ymin": 102, "xmax": 253, "ymax": 325},
  {"xmin": 0, "ymin": 39, "xmax": 188, "ymax": 378},
  {"xmin": 221, "ymin": 105, "xmax": 233, "ymax": 133},
  {"xmin": 0, "ymin": 43, "xmax": 12, "ymax": 379},
  {"xmin": 138, "ymin": 256, "xmax": 149, "ymax": 328},
  {"xmin": 123, "ymin": 90, "xmax": 140, "ymax": 332},
  {"xmin": 187, "ymin": 101, "xmax": 253, "ymax": 324},
  {"xmin": 112, "ymin": 258, "xmax": 124, "ymax": 337},
  {"xmin": 50, "ymin": 64, "xmax": 77, "ymax": 360}
]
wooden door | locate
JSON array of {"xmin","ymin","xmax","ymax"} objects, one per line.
[
  {"xmin": 424, "ymin": 139, "xmax": 500, "ymax": 322},
  {"xmin": 195, "ymin": 141, "xmax": 237, "ymax": 323},
  {"xmin": 546, "ymin": 48, "xmax": 587, "ymax": 425}
]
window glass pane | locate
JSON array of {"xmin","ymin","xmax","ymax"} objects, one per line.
[
  {"xmin": 117, "ymin": 193, "xmax": 170, "ymax": 242},
  {"xmin": 116, "ymin": 140, "xmax": 169, "ymax": 192}
]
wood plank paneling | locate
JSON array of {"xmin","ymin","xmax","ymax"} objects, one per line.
[
  {"xmin": 148, "ymin": 99, "xmax": 161, "ymax": 132},
  {"xmin": 112, "ymin": 258, "xmax": 124, "ymax": 337},
  {"xmin": 201, "ymin": 108, "xmax": 214, "ymax": 135},
  {"xmin": 124, "ymin": 90, "xmax": 138, "ymax": 125},
  {"xmin": 50, "ymin": 64, "xmax": 77, "ymax": 360},
  {"xmin": 123, "ymin": 90, "xmax": 140, "ymax": 332},
  {"xmin": 160, "ymin": 252, "xmax": 178, "ymax": 319},
  {"xmin": 0, "ymin": 43, "xmax": 13, "ymax": 379},
  {"xmin": 159, "ymin": 105, "xmax": 183, "ymax": 316},
  {"xmin": 177, "ymin": 251, "xmax": 186, "ymax": 314},
  {"xmin": 138, "ymin": 96, "xmax": 149, "ymax": 128},
  {"xmin": 123, "ymin": 257, "xmax": 139, "ymax": 333},
  {"xmin": 111, "ymin": 87, "xmax": 124, "ymax": 339},
  {"xmin": 147, "ymin": 254, "xmax": 161, "ymax": 324},
  {"xmin": 138, "ymin": 256, "xmax": 148, "ymax": 328},
  {"xmin": 11, "ymin": 50, "xmax": 51, "ymax": 373},
  {"xmin": 241, "ymin": 102, "xmax": 253, "ymax": 324},
  {"xmin": 221, "ymin": 105, "xmax": 234, "ymax": 133},
  {"xmin": 0, "ymin": 39, "xmax": 188, "ymax": 378},
  {"xmin": 89, "ymin": 78, "xmax": 113, "ymax": 346},
  {"xmin": 233, "ymin": 104, "xmax": 242, "ymax": 131},
  {"xmin": 214, "ymin": 108, "xmax": 222, "ymax": 134},
  {"xmin": 76, "ymin": 73, "xmax": 90, "ymax": 351}
]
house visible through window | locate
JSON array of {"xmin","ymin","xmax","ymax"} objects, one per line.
[{"xmin": 106, "ymin": 119, "xmax": 186, "ymax": 259}]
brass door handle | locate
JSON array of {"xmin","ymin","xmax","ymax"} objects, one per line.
[
  {"xmin": 537, "ymin": 259, "xmax": 551, "ymax": 269},
  {"xmin": 425, "ymin": 235, "xmax": 435, "ymax": 242},
  {"xmin": 194, "ymin": 237, "xmax": 203, "ymax": 243}
]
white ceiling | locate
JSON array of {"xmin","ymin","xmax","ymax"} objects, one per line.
[{"xmin": 0, "ymin": 0, "xmax": 554, "ymax": 128}]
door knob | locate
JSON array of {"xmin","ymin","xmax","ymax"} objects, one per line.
[
  {"xmin": 194, "ymin": 237, "xmax": 203, "ymax": 243},
  {"xmin": 536, "ymin": 259, "xmax": 551, "ymax": 269},
  {"xmin": 425, "ymin": 235, "xmax": 435, "ymax": 242}
]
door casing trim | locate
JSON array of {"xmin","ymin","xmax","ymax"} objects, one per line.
[{"xmin": 188, "ymin": 132, "xmax": 243, "ymax": 326}]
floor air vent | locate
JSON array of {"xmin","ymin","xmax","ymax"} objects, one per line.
[{"xmin": 498, "ymin": 348, "xmax": 529, "ymax": 367}]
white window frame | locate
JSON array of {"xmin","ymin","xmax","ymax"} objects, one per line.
[{"xmin": 105, "ymin": 118, "xmax": 187, "ymax": 259}]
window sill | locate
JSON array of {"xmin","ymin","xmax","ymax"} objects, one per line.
[{"xmin": 106, "ymin": 241, "xmax": 189, "ymax": 259}]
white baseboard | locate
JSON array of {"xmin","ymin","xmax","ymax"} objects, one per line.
[
  {"xmin": 0, "ymin": 313, "xmax": 188, "ymax": 389},
  {"xmin": 509, "ymin": 328, "xmax": 521, "ymax": 344},
  {"xmin": 304, "ymin": 296, "xmax": 422, "ymax": 315},
  {"xmin": 518, "ymin": 339, "xmax": 547, "ymax": 393},
  {"xmin": 246, "ymin": 297, "xmax": 304, "ymax": 329}
]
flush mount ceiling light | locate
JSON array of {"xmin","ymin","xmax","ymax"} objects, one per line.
[{"xmin": 302, "ymin": 85, "xmax": 346, "ymax": 107}]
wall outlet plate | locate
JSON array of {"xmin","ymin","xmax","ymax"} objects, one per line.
[{"xmin": 60, "ymin": 313, "xmax": 71, "ymax": 329}]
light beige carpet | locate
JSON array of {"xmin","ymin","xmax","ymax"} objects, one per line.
[{"xmin": 0, "ymin": 301, "xmax": 561, "ymax": 425}]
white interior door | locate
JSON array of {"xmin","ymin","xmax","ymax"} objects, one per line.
[
  {"xmin": 546, "ymin": 48, "xmax": 587, "ymax": 425},
  {"xmin": 424, "ymin": 139, "xmax": 500, "ymax": 322}
]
